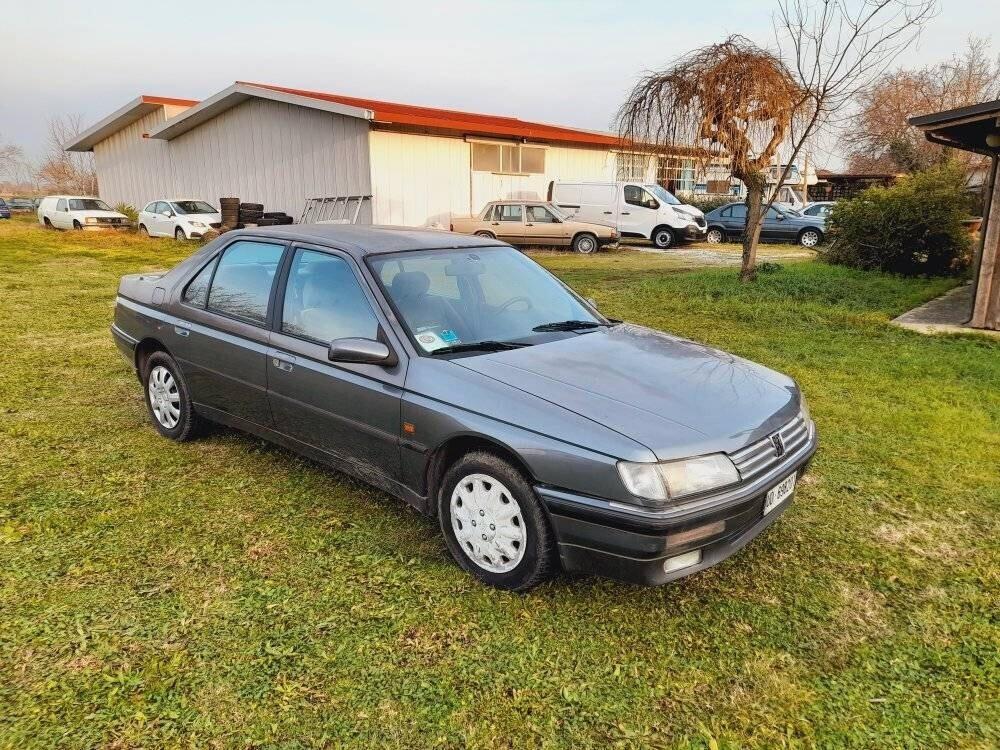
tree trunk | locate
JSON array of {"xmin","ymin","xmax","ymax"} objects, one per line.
[{"xmin": 741, "ymin": 178, "xmax": 765, "ymax": 282}]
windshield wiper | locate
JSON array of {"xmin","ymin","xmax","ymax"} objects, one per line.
[
  {"xmin": 532, "ymin": 320, "xmax": 610, "ymax": 332},
  {"xmin": 429, "ymin": 340, "xmax": 529, "ymax": 356}
]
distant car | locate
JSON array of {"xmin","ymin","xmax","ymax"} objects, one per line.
[
  {"xmin": 0, "ymin": 199, "xmax": 10, "ymax": 220},
  {"xmin": 5, "ymin": 198, "xmax": 36, "ymax": 212},
  {"xmin": 451, "ymin": 200, "xmax": 618, "ymax": 254},
  {"xmin": 703, "ymin": 202, "xmax": 826, "ymax": 247},
  {"xmin": 138, "ymin": 199, "xmax": 223, "ymax": 240},
  {"xmin": 37, "ymin": 196, "xmax": 130, "ymax": 230},
  {"xmin": 112, "ymin": 224, "xmax": 816, "ymax": 590},
  {"xmin": 801, "ymin": 201, "xmax": 835, "ymax": 218}
]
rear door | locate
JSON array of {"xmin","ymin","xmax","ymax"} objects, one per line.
[
  {"xmin": 266, "ymin": 245, "xmax": 405, "ymax": 481},
  {"xmin": 170, "ymin": 238, "xmax": 287, "ymax": 427},
  {"xmin": 724, "ymin": 204, "xmax": 747, "ymax": 237},
  {"xmin": 494, "ymin": 203, "xmax": 525, "ymax": 245}
]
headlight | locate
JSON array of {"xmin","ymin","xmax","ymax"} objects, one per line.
[
  {"xmin": 617, "ymin": 453, "xmax": 740, "ymax": 502},
  {"xmin": 85, "ymin": 217, "xmax": 97, "ymax": 224},
  {"xmin": 189, "ymin": 221, "xmax": 206, "ymax": 228}
]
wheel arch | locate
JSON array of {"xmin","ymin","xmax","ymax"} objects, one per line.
[
  {"xmin": 650, "ymin": 224, "xmax": 678, "ymax": 245},
  {"xmin": 134, "ymin": 337, "xmax": 171, "ymax": 379},
  {"xmin": 423, "ymin": 433, "xmax": 536, "ymax": 516},
  {"xmin": 798, "ymin": 226, "xmax": 824, "ymax": 242}
]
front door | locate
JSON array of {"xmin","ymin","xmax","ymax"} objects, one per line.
[
  {"xmin": 619, "ymin": 184, "xmax": 659, "ymax": 239},
  {"xmin": 170, "ymin": 238, "xmax": 287, "ymax": 427},
  {"xmin": 266, "ymin": 246, "xmax": 405, "ymax": 481},
  {"xmin": 523, "ymin": 204, "xmax": 569, "ymax": 246},
  {"xmin": 152, "ymin": 202, "xmax": 173, "ymax": 236},
  {"xmin": 761, "ymin": 206, "xmax": 793, "ymax": 241}
]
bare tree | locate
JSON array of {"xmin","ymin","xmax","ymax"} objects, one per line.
[
  {"xmin": 845, "ymin": 36, "xmax": 1000, "ymax": 173},
  {"xmin": 36, "ymin": 115, "xmax": 98, "ymax": 196},
  {"xmin": 617, "ymin": 35, "xmax": 804, "ymax": 280},
  {"xmin": 0, "ymin": 138, "xmax": 37, "ymax": 194}
]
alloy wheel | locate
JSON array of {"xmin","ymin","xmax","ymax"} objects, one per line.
[
  {"xmin": 800, "ymin": 230, "xmax": 820, "ymax": 247},
  {"xmin": 449, "ymin": 473, "xmax": 526, "ymax": 573},
  {"xmin": 707, "ymin": 229, "xmax": 723, "ymax": 244},
  {"xmin": 575, "ymin": 235, "xmax": 597, "ymax": 254},
  {"xmin": 148, "ymin": 365, "xmax": 181, "ymax": 429}
]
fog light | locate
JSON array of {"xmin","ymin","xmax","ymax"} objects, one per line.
[{"xmin": 663, "ymin": 549, "xmax": 702, "ymax": 574}]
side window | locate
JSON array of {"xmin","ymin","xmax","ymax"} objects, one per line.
[
  {"xmin": 155, "ymin": 202, "xmax": 169, "ymax": 214},
  {"xmin": 482, "ymin": 205, "xmax": 498, "ymax": 221},
  {"xmin": 729, "ymin": 204, "xmax": 747, "ymax": 220},
  {"xmin": 526, "ymin": 205, "xmax": 558, "ymax": 223},
  {"xmin": 182, "ymin": 255, "xmax": 219, "ymax": 307},
  {"xmin": 281, "ymin": 249, "xmax": 379, "ymax": 343},
  {"xmin": 765, "ymin": 207, "xmax": 781, "ymax": 219},
  {"xmin": 56, "ymin": 199, "xmax": 67, "ymax": 212},
  {"xmin": 142, "ymin": 202, "xmax": 156, "ymax": 213},
  {"xmin": 720, "ymin": 206, "xmax": 732, "ymax": 218},
  {"xmin": 206, "ymin": 240, "xmax": 284, "ymax": 323},
  {"xmin": 623, "ymin": 185, "xmax": 658, "ymax": 209},
  {"xmin": 498, "ymin": 204, "xmax": 523, "ymax": 222}
]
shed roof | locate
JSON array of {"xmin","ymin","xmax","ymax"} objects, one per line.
[
  {"xmin": 909, "ymin": 99, "xmax": 1000, "ymax": 156},
  {"xmin": 64, "ymin": 95, "xmax": 198, "ymax": 152}
]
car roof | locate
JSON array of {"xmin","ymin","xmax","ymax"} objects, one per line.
[
  {"xmin": 485, "ymin": 199, "xmax": 554, "ymax": 206},
  {"xmin": 222, "ymin": 224, "xmax": 505, "ymax": 256}
]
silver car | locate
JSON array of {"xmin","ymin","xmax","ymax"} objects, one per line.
[{"xmin": 112, "ymin": 225, "xmax": 817, "ymax": 591}]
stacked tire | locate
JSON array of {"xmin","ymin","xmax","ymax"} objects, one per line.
[
  {"xmin": 257, "ymin": 211, "xmax": 294, "ymax": 227},
  {"xmin": 219, "ymin": 197, "xmax": 240, "ymax": 231},
  {"xmin": 238, "ymin": 202, "xmax": 264, "ymax": 226}
]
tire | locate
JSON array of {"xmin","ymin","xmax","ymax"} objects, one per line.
[
  {"xmin": 43, "ymin": 217, "xmax": 53, "ymax": 228},
  {"xmin": 572, "ymin": 233, "xmax": 598, "ymax": 254},
  {"xmin": 262, "ymin": 212, "xmax": 287, "ymax": 219},
  {"xmin": 438, "ymin": 451, "xmax": 556, "ymax": 592},
  {"xmin": 174, "ymin": 226, "xmax": 186, "ymax": 241},
  {"xmin": 798, "ymin": 228, "xmax": 822, "ymax": 247},
  {"xmin": 239, "ymin": 202, "xmax": 263, "ymax": 212},
  {"xmin": 72, "ymin": 220, "xmax": 82, "ymax": 230},
  {"xmin": 142, "ymin": 351, "xmax": 202, "ymax": 441},
  {"xmin": 474, "ymin": 230, "xmax": 495, "ymax": 239},
  {"xmin": 706, "ymin": 227, "xmax": 725, "ymax": 244},
  {"xmin": 652, "ymin": 226, "xmax": 676, "ymax": 249},
  {"xmin": 138, "ymin": 224, "xmax": 149, "ymax": 237}
]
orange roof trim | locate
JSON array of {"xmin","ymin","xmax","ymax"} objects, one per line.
[
  {"xmin": 140, "ymin": 95, "xmax": 200, "ymax": 107},
  {"xmin": 237, "ymin": 81, "xmax": 622, "ymax": 148}
]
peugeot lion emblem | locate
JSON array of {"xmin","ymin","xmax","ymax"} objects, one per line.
[{"xmin": 770, "ymin": 433, "xmax": 786, "ymax": 457}]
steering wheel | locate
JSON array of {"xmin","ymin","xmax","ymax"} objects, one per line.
[{"xmin": 498, "ymin": 295, "xmax": 532, "ymax": 313}]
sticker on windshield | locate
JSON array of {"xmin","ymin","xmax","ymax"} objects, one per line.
[
  {"xmin": 440, "ymin": 329, "xmax": 459, "ymax": 343},
  {"xmin": 416, "ymin": 331, "xmax": 448, "ymax": 352}
]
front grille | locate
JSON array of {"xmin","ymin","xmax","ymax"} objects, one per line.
[
  {"xmin": 97, "ymin": 217, "xmax": 122, "ymax": 224},
  {"xmin": 730, "ymin": 414, "xmax": 810, "ymax": 481},
  {"xmin": 210, "ymin": 222, "xmax": 222, "ymax": 229}
]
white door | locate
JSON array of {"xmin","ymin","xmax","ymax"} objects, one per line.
[
  {"xmin": 152, "ymin": 202, "xmax": 173, "ymax": 236},
  {"xmin": 618, "ymin": 184, "xmax": 659, "ymax": 239},
  {"xmin": 54, "ymin": 199, "xmax": 72, "ymax": 229}
]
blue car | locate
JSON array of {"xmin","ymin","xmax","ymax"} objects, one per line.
[
  {"xmin": 704, "ymin": 202, "xmax": 825, "ymax": 247},
  {"xmin": 0, "ymin": 199, "xmax": 11, "ymax": 220}
]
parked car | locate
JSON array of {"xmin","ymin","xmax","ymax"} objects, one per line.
[
  {"xmin": 138, "ymin": 199, "xmax": 223, "ymax": 240},
  {"xmin": 112, "ymin": 225, "xmax": 817, "ymax": 590},
  {"xmin": 704, "ymin": 202, "xmax": 826, "ymax": 247},
  {"xmin": 5, "ymin": 198, "xmax": 36, "ymax": 213},
  {"xmin": 801, "ymin": 201, "xmax": 836, "ymax": 218},
  {"xmin": 549, "ymin": 180, "xmax": 707, "ymax": 249},
  {"xmin": 451, "ymin": 200, "xmax": 617, "ymax": 253},
  {"xmin": 0, "ymin": 199, "xmax": 10, "ymax": 220},
  {"xmin": 37, "ymin": 196, "xmax": 130, "ymax": 230}
]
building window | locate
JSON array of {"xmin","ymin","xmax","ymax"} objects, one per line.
[
  {"xmin": 657, "ymin": 157, "xmax": 696, "ymax": 194},
  {"xmin": 472, "ymin": 143, "xmax": 545, "ymax": 174},
  {"xmin": 616, "ymin": 152, "xmax": 649, "ymax": 181}
]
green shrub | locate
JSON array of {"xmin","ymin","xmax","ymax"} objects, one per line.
[
  {"xmin": 114, "ymin": 202, "xmax": 139, "ymax": 224},
  {"xmin": 824, "ymin": 163, "xmax": 973, "ymax": 276}
]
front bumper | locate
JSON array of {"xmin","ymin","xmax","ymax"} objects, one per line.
[
  {"xmin": 681, "ymin": 223, "xmax": 708, "ymax": 241},
  {"xmin": 536, "ymin": 423, "xmax": 817, "ymax": 585}
]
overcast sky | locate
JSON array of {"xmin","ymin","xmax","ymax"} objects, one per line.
[{"xmin": 2, "ymin": 0, "xmax": 995, "ymax": 168}]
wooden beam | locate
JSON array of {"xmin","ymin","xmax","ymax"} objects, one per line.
[{"xmin": 971, "ymin": 175, "xmax": 1000, "ymax": 329}]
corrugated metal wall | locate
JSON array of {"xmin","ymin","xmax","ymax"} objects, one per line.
[
  {"xmin": 369, "ymin": 130, "xmax": 616, "ymax": 227},
  {"xmin": 93, "ymin": 99, "xmax": 371, "ymax": 219}
]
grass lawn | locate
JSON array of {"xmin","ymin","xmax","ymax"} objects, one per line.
[{"xmin": 1, "ymin": 216, "xmax": 997, "ymax": 749}]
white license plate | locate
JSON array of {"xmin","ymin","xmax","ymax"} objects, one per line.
[{"xmin": 764, "ymin": 473, "xmax": 796, "ymax": 515}]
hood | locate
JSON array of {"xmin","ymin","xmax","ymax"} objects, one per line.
[
  {"xmin": 675, "ymin": 204, "xmax": 705, "ymax": 221},
  {"xmin": 456, "ymin": 325, "xmax": 800, "ymax": 460}
]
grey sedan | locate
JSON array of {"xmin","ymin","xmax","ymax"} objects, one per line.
[{"xmin": 112, "ymin": 225, "xmax": 817, "ymax": 591}]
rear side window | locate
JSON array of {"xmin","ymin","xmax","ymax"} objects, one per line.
[
  {"xmin": 206, "ymin": 241, "xmax": 285, "ymax": 323},
  {"xmin": 182, "ymin": 256, "xmax": 219, "ymax": 307}
]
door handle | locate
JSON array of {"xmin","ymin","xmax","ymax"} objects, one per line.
[
  {"xmin": 272, "ymin": 356, "xmax": 295, "ymax": 372},
  {"xmin": 174, "ymin": 326, "xmax": 190, "ymax": 337},
  {"xmin": 526, "ymin": 223, "xmax": 534, "ymax": 226},
  {"xmin": 621, "ymin": 212, "xmax": 631, "ymax": 215},
  {"xmin": 491, "ymin": 222, "xmax": 500, "ymax": 226},
  {"xmin": 603, "ymin": 211, "xmax": 613, "ymax": 214}
]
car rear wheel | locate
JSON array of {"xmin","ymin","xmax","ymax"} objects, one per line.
[
  {"xmin": 439, "ymin": 451, "xmax": 556, "ymax": 591},
  {"xmin": 572, "ymin": 233, "xmax": 598, "ymax": 254},
  {"xmin": 72, "ymin": 220, "xmax": 82, "ymax": 230},
  {"xmin": 474, "ymin": 230, "xmax": 495, "ymax": 239},
  {"xmin": 652, "ymin": 227, "xmax": 676, "ymax": 249},
  {"xmin": 143, "ymin": 351, "xmax": 201, "ymax": 441},
  {"xmin": 174, "ymin": 226, "xmax": 186, "ymax": 241},
  {"xmin": 706, "ymin": 228, "xmax": 725, "ymax": 244},
  {"xmin": 138, "ymin": 224, "xmax": 149, "ymax": 237},
  {"xmin": 43, "ymin": 217, "xmax": 53, "ymax": 229},
  {"xmin": 799, "ymin": 228, "xmax": 822, "ymax": 247}
]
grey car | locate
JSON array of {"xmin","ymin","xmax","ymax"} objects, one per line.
[
  {"xmin": 112, "ymin": 225, "xmax": 817, "ymax": 591},
  {"xmin": 704, "ymin": 202, "xmax": 826, "ymax": 247}
]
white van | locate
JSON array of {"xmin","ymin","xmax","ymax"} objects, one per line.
[
  {"xmin": 37, "ymin": 196, "xmax": 130, "ymax": 231},
  {"xmin": 549, "ymin": 181, "xmax": 706, "ymax": 249}
]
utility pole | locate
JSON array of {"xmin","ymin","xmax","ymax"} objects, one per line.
[{"xmin": 801, "ymin": 154, "xmax": 810, "ymax": 204}]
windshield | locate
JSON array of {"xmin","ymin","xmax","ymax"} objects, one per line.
[
  {"xmin": 172, "ymin": 200, "xmax": 217, "ymax": 215},
  {"xmin": 645, "ymin": 184, "xmax": 681, "ymax": 205},
  {"xmin": 68, "ymin": 199, "xmax": 111, "ymax": 211},
  {"xmin": 369, "ymin": 246, "xmax": 600, "ymax": 354}
]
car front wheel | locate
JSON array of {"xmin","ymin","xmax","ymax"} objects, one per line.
[
  {"xmin": 572, "ymin": 233, "xmax": 598, "ymax": 254},
  {"xmin": 175, "ymin": 226, "xmax": 186, "ymax": 241},
  {"xmin": 652, "ymin": 227, "xmax": 676, "ymax": 249},
  {"xmin": 143, "ymin": 351, "xmax": 201, "ymax": 441},
  {"xmin": 439, "ymin": 451, "xmax": 556, "ymax": 591},
  {"xmin": 799, "ymin": 228, "xmax": 822, "ymax": 247},
  {"xmin": 706, "ymin": 228, "xmax": 724, "ymax": 244}
]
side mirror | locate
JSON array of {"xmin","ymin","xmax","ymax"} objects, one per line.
[{"xmin": 329, "ymin": 337, "xmax": 395, "ymax": 366}]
